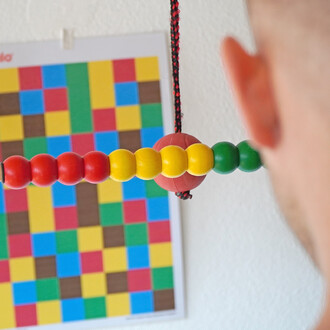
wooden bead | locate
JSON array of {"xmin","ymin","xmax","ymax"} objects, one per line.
[
  {"xmin": 212, "ymin": 142, "xmax": 239, "ymax": 174},
  {"xmin": 57, "ymin": 152, "xmax": 84, "ymax": 185},
  {"xmin": 160, "ymin": 145, "xmax": 187, "ymax": 178},
  {"xmin": 3, "ymin": 156, "xmax": 31, "ymax": 189},
  {"xmin": 31, "ymin": 154, "xmax": 58, "ymax": 187},
  {"xmin": 109, "ymin": 149, "xmax": 136, "ymax": 182},
  {"xmin": 186, "ymin": 143, "xmax": 214, "ymax": 176},
  {"xmin": 135, "ymin": 148, "xmax": 162, "ymax": 180},
  {"xmin": 84, "ymin": 151, "xmax": 110, "ymax": 183},
  {"xmin": 237, "ymin": 140, "xmax": 262, "ymax": 172}
]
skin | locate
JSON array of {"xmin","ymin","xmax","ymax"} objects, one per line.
[{"xmin": 220, "ymin": 1, "xmax": 330, "ymax": 328}]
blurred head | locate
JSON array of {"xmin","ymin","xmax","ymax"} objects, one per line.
[{"xmin": 221, "ymin": 0, "xmax": 330, "ymax": 275}]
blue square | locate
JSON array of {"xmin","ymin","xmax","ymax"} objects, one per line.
[
  {"xmin": 95, "ymin": 131, "xmax": 119, "ymax": 154},
  {"xmin": 47, "ymin": 136, "xmax": 71, "ymax": 158},
  {"xmin": 13, "ymin": 281, "xmax": 37, "ymax": 305},
  {"xmin": 56, "ymin": 252, "xmax": 81, "ymax": 278},
  {"xmin": 141, "ymin": 127, "xmax": 164, "ymax": 148},
  {"xmin": 130, "ymin": 291, "xmax": 154, "ymax": 314},
  {"xmin": 42, "ymin": 64, "xmax": 66, "ymax": 88},
  {"xmin": 0, "ymin": 184, "xmax": 5, "ymax": 213},
  {"xmin": 123, "ymin": 177, "xmax": 146, "ymax": 200},
  {"xmin": 127, "ymin": 245, "xmax": 149, "ymax": 269},
  {"xmin": 115, "ymin": 82, "xmax": 139, "ymax": 106},
  {"xmin": 32, "ymin": 232, "xmax": 56, "ymax": 257},
  {"xmin": 147, "ymin": 197, "xmax": 169, "ymax": 221},
  {"xmin": 62, "ymin": 298, "xmax": 85, "ymax": 322},
  {"xmin": 52, "ymin": 182, "xmax": 76, "ymax": 207},
  {"xmin": 20, "ymin": 90, "xmax": 44, "ymax": 115}
]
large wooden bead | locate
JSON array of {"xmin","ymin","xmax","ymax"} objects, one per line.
[
  {"xmin": 186, "ymin": 143, "xmax": 214, "ymax": 176},
  {"xmin": 31, "ymin": 154, "xmax": 58, "ymax": 187},
  {"xmin": 135, "ymin": 148, "xmax": 162, "ymax": 180},
  {"xmin": 84, "ymin": 151, "xmax": 110, "ymax": 183},
  {"xmin": 160, "ymin": 145, "xmax": 187, "ymax": 178},
  {"xmin": 109, "ymin": 149, "xmax": 136, "ymax": 182},
  {"xmin": 57, "ymin": 152, "xmax": 84, "ymax": 185},
  {"xmin": 3, "ymin": 156, "xmax": 31, "ymax": 189},
  {"xmin": 237, "ymin": 140, "xmax": 262, "ymax": 172},
  {"xmin": 212, "ymin": 142, "xmax": 239, "ymax": 174}
]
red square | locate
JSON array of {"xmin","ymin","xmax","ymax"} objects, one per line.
[
  {"xmin": 81, "ymin": 251, "xmax": 103, "ymax": 274},
  {"xmin": 128, "ymin": 269, "xmax": 151, "ymax": 292},
  {"xmin": 15, "ymin": 304, "xmax": 37, "ymax": 327},
  {"xmin": 19, "ymin": 66, "xmax": 42, "ymax": 90},
  {"xmin": 71, "ymin": 133, "xmax": 95, "ymax": 156},
  {"xmin": 93, "ymin": 108, "xmax": 116, "ymax": 132},
  {"xmin": 5, "ymin": 189, "xmax": 28, "ymax": 213},
  {"xmin": 9, "ymin": 233, "xmax": 32, "ymax": 258},
  {"xmin": 123, "ymin": 200, "xmax": 147, "ymax": 224},
  {"xmin": 44, "ymin": 88, "xmax": 68, "ymax": 112},
  {"xmin": 55, "ymin": 206, "xmax": 78, "ymax": 230},
  {"xmin": 0, "ymin": 260, "xmax": 10, "ymax": 283},
  {"xmin": 148, "ymin": 221, "xmax": 171, "ymax": 243},
  {"xmin": 113, "ymin": 59, "xmax": 136, "ymax": 82}
]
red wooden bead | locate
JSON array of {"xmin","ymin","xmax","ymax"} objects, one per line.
[
  {"xmin": 83, "ymin": 151, "xmax": 110, "ymax": 184},
  {"xmin": 57, "ymin": 152, "xmax": 84, "ymax": 185},
  {"xmin": 3, "ymin": 156, "xmax": 31, "ymax": 189},
  {"xmin": 31, "ymin": 154, "xmax": 58, "ymax": 187}
]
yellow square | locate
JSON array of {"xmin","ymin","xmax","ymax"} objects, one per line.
[
  {"xmin": 0, "ymin": 114, "xmax": 23, "ymax": 142},
  {"xmin": 115, "ymin": 106, "xmax": 141, "ymax": 131},
  {"xmin": 78, "ymin": 226, "xmax": 103, "ymax": 252},
  {"xmin": 27, "ymin": 186, "xmax": 54, "ymax": 233},
  {"xmin": 45, "ymin": 111, "xmax": 71, "ymax": 136},
  {"xmin": 0, "ymin": 68, "xmax": 19, "ymax": 93},
  {"xmin": 106, "ymin": 293, "xmax": 130, "ymax": 316},
  {"xmin": 0, "ymin": 283, "xmax": 15, "ymax": 329},
  {"xmin": 97, "ymin": 179, "xmax": 122, "ymax": 203},
  {"xmin": 10, "ymin": 257, "xmax": 35, "ymax": 282},
  {"xmin": 150, "ymin": 243, "xmax": 173, "ymax": 267},
  {"xmin": 37, "ymin": 301, "xmax": 61, "ymax": 325},
  {"xmin": 135, "ymin": 57, "xmax": 160, "ymax": 82},
  {"xmin": 81, "ymin": 273, "xmax": 106, "ymax": 298},
  {"xmin": 103, "ymin": 247, "xmax": 127, "ymax": 273}
]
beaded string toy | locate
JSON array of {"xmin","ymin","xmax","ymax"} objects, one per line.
[{"xmin": 0, "ymin": 0, "xmax": 262, "ymax": 198}]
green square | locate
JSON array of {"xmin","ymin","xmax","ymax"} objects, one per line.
[
  {"xmin": 125, "ymin": 223, "xmax": 148, "ymax": 246},
  {"xmin": 84, "ymin": 297, "xmax": 106, "ymax": 319},
  {"xmin": 36, "ymin": 278, "xmax": 59, "ymax": 301},
  {"xmin": 145, "ymin": 180, "xmax": 168, "ymax": 198},
  {"xmin": 66, "ymin": 63, "xmax": 89, "ymax": 87},
  {"xmin": 141, "ymin": 103, "xmax": 163, "ymax": 127},
  {"xmin": 100, "ymin": 203, "xmax": 123, "ymax": 226},
  {"xmin": 55, "ymin": 230, "xmax": 78, "ymax": 253},
  {"xmin": 23, "ymin": 137, "xmax": 47, "ymax": 160},
  {"xmin": 0, "ymin": 214, "xmax": 8, "ymax": 260},
  {"xmin": 152, "ymin": 267, "xmax": 174, "ymax": 290}
]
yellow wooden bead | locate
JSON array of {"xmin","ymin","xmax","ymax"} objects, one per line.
[
  {"xmin": 135, "ymin": 148, "xmax": 162, "ymax": 180},
  {"xmin": 160, "ymin": 145, "xmax": 187, "ymax": 178},
  {"xmin": 186, "ymin": 143, "xmax": 214, "ymax": 176},
  {"xmin": 109, "ymin": 149, "xmax": 136, "ymax": 182}
]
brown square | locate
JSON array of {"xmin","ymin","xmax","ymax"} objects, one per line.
[
  {"xmin": 76, "ymin": 182, "xmax": 100, "ymax": 227},
  {"xmin": 0, "ymin": 93, "xmax": 20, "ymax": 115},
  {"xmin": 60, "ymin": 276, "xmax": 82, "ymax": 299},
  {"xmin": 119, "ymin": 130, "xmax": 141, "ymax": 152},
  {"xmin": 103, "ymin": 225, "xmax": 125, "ymax": 248},
  {"xmin": 153, "ymin": 289, "xmax": 175, "ymax": 311},
  {"xmin": 23, "ymin": 114, "xmax": 45, "ymax": 137},
  {"xmin": 106, "ymin": 272, "xmax": 128, "ymax": 293},
  {"xmin": 138, "ymin": 81, "xmax": 161, "ymax": 104},
  {"xmin": 7, "ymin": 211, "xmax": 30, "ymax": 234},
  {"xmin": 35, "ymin": 256, "xmax": 57, "ymax": 279},
  {"xmin": 1, "ymin": 141, "xmax": 24, "ymax": 160}
]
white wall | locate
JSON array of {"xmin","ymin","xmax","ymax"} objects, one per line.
[{"xmin": 0, "ymin": 0, "xmax": 324, "ymax": 329}]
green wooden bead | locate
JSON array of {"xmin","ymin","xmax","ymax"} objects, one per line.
[
  {"xmin": 212, "ymin": 142, "xmax": 239, "ymax": 174},
  {"xmin": 237, "ymin": 140, "xmax": 262, "ymax": 172}
]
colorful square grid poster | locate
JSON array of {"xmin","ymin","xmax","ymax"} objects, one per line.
[{"xmin": 0, "ymin": 33, "xmax": 184, "ymax": 329}]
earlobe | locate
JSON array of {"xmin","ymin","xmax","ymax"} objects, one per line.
[{"xmin": 220, "ymin": 37, "xmax": 279, "ymax": 149}]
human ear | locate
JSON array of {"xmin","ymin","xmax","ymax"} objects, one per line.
[{"xmin": 220, "ymin": 37, "xmax": 279, "ymax": 149}]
